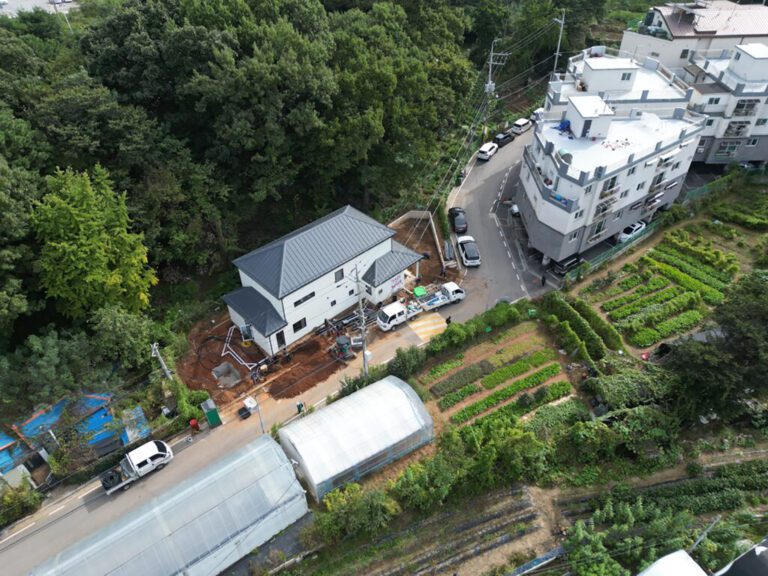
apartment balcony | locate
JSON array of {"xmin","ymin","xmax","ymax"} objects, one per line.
[
  {"xmin": 650, "ymin": 177, "xmax": 680, "ymax": 195},
  {"xmin": 522, "ymin": 147, "xmax": 579, "ymax": 214},
  {"xmin": 599, "ymin": 185, "xmax": 620, "ymax": 201}
]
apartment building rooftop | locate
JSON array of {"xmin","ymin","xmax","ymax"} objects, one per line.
[
  {"xmin": 691, "ymin": 44, "xmax": 768, "ymax": 93},
  {"xmin": 656, "ymin": 1, "xmax": 768, "ymax": 38}
]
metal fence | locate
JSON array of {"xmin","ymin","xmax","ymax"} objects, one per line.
[{"xmin": 681, "ymin": 172, "xmax": 734, "ymax": 204}]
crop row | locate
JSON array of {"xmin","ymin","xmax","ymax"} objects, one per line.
[
  {"xmin": 422, "ymin": 358, "xmax": 463, "ymax": 385},
  {"xmin": 488, "ymin": 337, "xmax": 546, "ymax": 369},
  {"xmin": 482, "ymin": 349, "xmax": 557, "ymax": 390},
  {"xmin": 615, "ymin": 291, "xmax": 701, "ymax": 333},
  {"xmin": 601, "ymin": 276, "xmax": 670, "ymax": 312},
  {"xmin": 653, "ymin": 243, "xmax": 733, "ymax": 283},
  {"xmin": 648, "ymin": 249, "xmax": 729, "ymax": 291},
  {"xmin": 665, "ymin": 230, "xmax": 741, "ymax": 270},
  {"xmin": 629, "ymin": 309, "xmax": 704, "ymax": 348},
  {"xmin": 464, "ymin": 380, "xmax": 573, "ymax": 432},
  {"xmin": 642, "ymin": 257, "xmax": 725, "ymax": 305},
  {"xmin": 607, "ymin": 285, "xmax": 685, "ymax": 321},
  {"xmin": 710, "ymin": 205, "xmax": 768, "ymax": 231},
  {"xmin": 438, "ymin": 383, "xmax": 482, "ymax": 411},
  {"xmin": 599, "ymin": 274, "xmax": 645, "ymax": 300},
  {"xmin": 451, "ymin": 363, "xmax": 562, "ymax": 424},
  {"xmin": 568, "ymin": 297, "xmax": 623, "ymax": 350},
  {"xmin": 431, "ymin": 360, "xmax": 494, "ymax": 397},
  {"xmin": 542, "ymin": 293, "xmax": 606, "ymax": 360}
]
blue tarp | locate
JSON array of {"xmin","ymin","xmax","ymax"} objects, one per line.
[
  {"xmin": 0, "ymin": 431, "xmax": 31, "ymax": 475},
  {"xmin": 120, "ymin": 406, "xmax": 151, "ymax": 445}
]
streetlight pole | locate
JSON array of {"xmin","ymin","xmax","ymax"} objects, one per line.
[
  {"xmin": 552, "ymin": 10, "xmax": 566, "ymax": 76},
  {"xmin": 354, "ymin": 266, "xmax": 369, "ymax": 380}
]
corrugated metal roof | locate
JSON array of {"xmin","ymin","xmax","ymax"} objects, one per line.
[
  {"xmin": 278, "ymin": 376, "xmax": 433, "ymax": 501},
  {"xmin": 233, "ymin": 206, "xmax": 395, "ymax": 299},
  {"xmin": 638, "ymin": 550, "xmax": 706, "ymax": 576},
  {"xmin": 30, "ymin": 436, "xmax": 309, "ymax": 576},
  {"xmin": 223, "ymin": 286, "xmax": 287, "ymax": 336},
  {"xmin": 361, "ymin": 241, "xmax": 423, "ymax": 287},
  {"xmin": 659, "ymin": 2, "xmax": 768, "ymax": 38}
]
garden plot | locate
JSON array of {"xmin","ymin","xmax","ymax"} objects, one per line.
[{"xmin": 579, "ymin": 229, "xmax": 742, "ymax": 349}]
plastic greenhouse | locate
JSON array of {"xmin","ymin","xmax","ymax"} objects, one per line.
[
  {"xmin": 278, "ymin": 375, "xmax": 434, "ymax": 501},
  {"xmin": 30, "ymin": 436, "xmax": 308, "ymax": 576}
]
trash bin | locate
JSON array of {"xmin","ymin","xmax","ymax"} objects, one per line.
[{"xmin": 201, "ymin": 399, "xmax": 222, "ymax": 428}]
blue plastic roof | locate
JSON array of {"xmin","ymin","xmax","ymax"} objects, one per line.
[
  {"xmin": 120, "ymin": 406, "xmax": 151, "ymax": 445},
  {"xmin": 77, "ymin": 407, "xmax": 117, "ymax": 446},
  {"xmin": 15, "ymin": 394, "xmax": 114, "ymax": 440},
  {"xmin": 0, "ymin": 431, "xmax": 31, "ymax": 475}
]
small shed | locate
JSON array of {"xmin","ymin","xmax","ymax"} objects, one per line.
[
  {"xmin": 30, "ymin": 436, "xmax": 309, "ymax": 576},
  {"xmin": 278, "ymin": 375, "xmax": 434, "ymax": 501}
]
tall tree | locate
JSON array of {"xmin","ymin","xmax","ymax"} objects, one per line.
[{"xmin": 31, "ymin": 166, "xmax": 157, "ymax": 319}]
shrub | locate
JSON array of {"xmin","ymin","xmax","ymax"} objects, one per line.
[
  {"xmin": 516, "ymin": 392, "xmax": 534, "ymax": 409},
  {"xmin": 338, "ymin": 363, "xmax": 389, "ymax": 399},
  {"xmin": 568, "ymin": 296, "xmax": 623, "ymax": 350},
  {"xmin": 315, "ymin": 484, "xmax": 401, "ymax": 543},
  {"xmin": 482, "ymin": 348, "xmax": 557, "ymax": 389},
  {"xmin": 524, "ymin": 398, "xmax": 590, "ymax": 440},
  {"xmin": 431, "ymin": 360, "xmax": 494, "ymax": 397},
  {"xmin": 451, "ymin": 363, "xmax": 561, "ymax": 424},
  {"xmin": 438, "ymin": 383, "xmax": 482, "ymax": 411},
  {"xmin": 544, "ymin": 315, "xmax": 593, "ymax": 367},
  {"xmin": 0, "ymin": 481, "xmax": 43, "ymax": 529},
  {"xmin": 387, "ymin": 346, "xmax": 427, "ymax": 380},
  {"xmin": 601, "ymin": 276, "xmax": 670, "ymax": 311},
  {"xmin": 607, "ymin": 285, "xmax": 686, "ymax": 320},
  {"xmin": 542, "ymin": 293, "xmax": 606, "ymax": 360}
]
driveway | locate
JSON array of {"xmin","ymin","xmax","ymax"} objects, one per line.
[{"xmin": 444, "ymin": 131, "xmax": 550, "ymax": 322}]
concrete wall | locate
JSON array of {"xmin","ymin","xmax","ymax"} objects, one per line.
[{"xmin": 694, "ymin": 135, "xmax": 768, "ymax": 164}]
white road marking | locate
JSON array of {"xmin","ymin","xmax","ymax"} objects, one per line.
[
  {"xmin": 516, "ymin": 273, "xmax": 521, "ymax": 281},
  {"xmin": 48, "ymin": 505, "xmax": 65, "ymax": 516},
  {"xmin": 79, "ymin": 484, "xmax": 101, "ymax": 499},
  {"xmin": 511, "ymin": 260, "xmax": 517, "ymax": 270},
  {"xmin": 0, "ymin": 522, "xmax": 34, "ymax": 544},
  {"xmin": 506, "ymin": 250, "xmax": 512, "ymax": 258}
]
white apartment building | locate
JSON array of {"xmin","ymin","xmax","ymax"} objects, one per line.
[
  {"xmin": 683, "ymin": 43, "xmax": 768, "ymax": 164},
  {"xmin": 620, "ymin": 1, "xmax": 768, "ymax": 75},
  {"xmin": 518, "ymin": 47, "xmax": 706, "ymax": 265}
]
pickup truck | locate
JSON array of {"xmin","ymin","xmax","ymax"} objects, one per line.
[
  {"xmin": 377, "ymin": 282, "xmax": 465, "ymax": 332},
  {"xmin": 100, "ymin": 440, "xmax": 173, "ymax": 495}
]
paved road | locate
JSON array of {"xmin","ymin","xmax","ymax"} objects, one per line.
[{"xmin": 444, "ymin": 130, "xmax": 547, "ymax": 322}]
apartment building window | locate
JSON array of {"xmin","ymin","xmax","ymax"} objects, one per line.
[
  {"xmin": 569, "ymin": 231, "xmax": 578, "ymax": 242},
  {"xmin": 733, "ymin": 99, "xmax": 760, "ymax": 117},
  {"xmin": 715, "ymin": 140, "xmax": 741, "ymax": 158},
  {"xmin": 705, "ymin": 119, "xmax": 714, "ymax": 127},
  {"xmin": 591, "ymin": 221, "xmax": 606, "ymax": 237},
  {"xmin": 621, "ymin": 72, "xmax": 632, "ymax": 81},
  {"xmin": 614, "ymin": 209, "xmax": 624, "ymax": 220},
  {"xmin": 292, "ymin": 318, "xmax": 307, "ymax": 333},
  {"xmin": 757, "ymin": 119, "xmax": 768, "ymax": 126},
  {"xmin": 574, "ymin": 209, "xmax": 584, "ymax": 219},
  {"xmin": 708, "ymin": 97, "xmax": 720, "ymax": 105},
  {"xmin": 672, "ymin": 161, "xmax": 681, "ymax": 170},
  {"xmin": 584, "ymin": 184, "xmax": 593, "ymax": 194},
  {"xmin": 735, "ymin": 52, "xmax": 741, "ymax": 60},
  {"xmin": 601, "ymin": 176, "xmax": 617, "ymax": 192},
  {"xmin": 724, "ymin": 121, "xmax": 750, "ymax": 138},
  {"xmin": 334, "ymin": 268, "xmax": 344, "ymax": 282},
  {"xmin": 636, "ymin": 181, "xmax": 646, "ymax": 191},
  {"xmin": 620, "ymin": 190, "xmax": 629, "ymax": 199},
  {"xmin": 627, "ymin": 166, "xmax": 636, "ymax": 176},
  {"xmin": 747, "ymin": 138, "xmax": 759, "ymax": 147},
  {"xmin": 680, "ymin": 49, "xmax": 689, "ymax": 59},
  {"xmin": 330, "ymin": 300, "xmax": 336, "ymax": 307},
  {"xmin": 294, "ymin": 292, "xmax": 315, "ymax": 307}
]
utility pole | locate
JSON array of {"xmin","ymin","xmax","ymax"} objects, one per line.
[
  {"xmin": 150, "ymin": 342, "xmax": 174, "ymax": 380},
  {"xmin": 689, "ymin": 515, "xmax": 722, "ymax": 553},
  {"xmin": 354, "ymin": 267, "xmax": 369, "ymax": 380},
  {"xmin": 553, "ymin": 10, "xmax": 566, "ymax": 76},
  {"xmin": 486, "ymin": 39, "xmax": 513, "ymax": 95}
]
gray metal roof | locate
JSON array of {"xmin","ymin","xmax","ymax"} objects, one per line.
[
  {"xmin": 361, "ymin": 241, "xmax": 423, "ymax": 287},
  {"xmin": 233, "ymin": 206, "xmax": 395, "ymax": 299},
  {"xmin": 30, "ymin": 436, "xmax": 309, "ymax": 576},
  {"xmin": 223, "ymin": 286, "xmax": 287, "ymax": 336}
]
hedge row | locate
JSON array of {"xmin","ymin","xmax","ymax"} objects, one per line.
[
  {"xmin": 648, "ymin": 249, "xmax": 729, "ymax": 291},
  {"xmin": 544, "ymin": 315, "xmax": 594, "ymax": 368},
  {"xmin": 665, "ymin": 230, "xmax": 741, "ymax": 270},
  {"xmin": 601, "ymin": 276, "xmax": 670, "ymax": 312},
  {"xmin": 642, "ymin": 257, "xmax": 725, "ymax": 305},
  {"xmin": 615, "ymin": 291, "xmax": 701, "ymax": 333},
  {"xmin": 431, "ymin": 360, "xmax": 494, "ymax": 397},
  {"xmin": 451, "ymin": 363, "xmax": 562, "ymax": 424},
  {"xmin": 567, "ymin": 296, "xmax": 623, "ymax": 350},
  {"xmin": 629, "ymin": 309, "xmax": 704, "ymax": 348},
  {"xmin": 438, "ymin": 383, "xmax": 482, "ymax": 411},
  {"xmin": 465, "ymin": 380, "xmax": 572, "ymax": 432},
  {"xmin": 711, "ymin": 205, "xmax": 768, "ymax": 231},
  {"xmin": 542, "ymin": 293, "xmax": 606, "ymax": 360},
  {"xmin": 653, "ymin": 243, "xmax": 734, "ymax": 283},
  {"xmin": 607, "ymin": 285, "xmax": 685, "ymax": 321},
  {"xmin": 481, "ymin": 348, "xmax": 557, "ymax": 390}
]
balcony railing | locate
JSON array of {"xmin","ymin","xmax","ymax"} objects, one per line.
[
  {"xmin": 650, "ymin": 178, "xmax": 679, "ymax": 194},
  {"xmin": 599, "ymin": 185, "xmax": 620, "ymax": 200}
]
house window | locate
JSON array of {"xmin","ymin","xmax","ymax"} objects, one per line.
[
  {"xmin": 620, "ymin": 190, "xmax": 629, "ymax": 199},
  {"xmin": 628, "ymin": 166, "xmax": 636, "ymax": 176},
  {"xmin": 705, "ymin": 119, "xmax": 714, "ymax": 127},
  {"xmin": 733, "ymin": 99, "xmax": 760, "ymax": 117},
  {"xmin": 574, "ymin": 209, "xmax": 584, "ymax": 219},
  {"xmin": 708, "ymin": 97, "xmax": 720, "ymax": 105},
  {"xmin": 621, "ymin": 72, "xmax": 632, "ymax": 81},
  {"xmin": 757, "ymin": 119, "xmax": 767, "ymax": 126},
  {"xmin": 614, "ymin": 209, "xmax": 624, "ymax": 220},
  {"xmin": 735, "ymin": 52, "xmax": 741, "ymax": 60},
  {"xmin": 334, "ymin": 269, "xmax": 344, "ymax": 282},
  {"xmin": 747, "ymin": 138, "xmax": 759, "ymax": 147},
  {"xmin": 636, "ymin": 181, "xmax": 646, "ymax": 191},
  {"xmin": 330, "ymin": 300, "xmax": 336, "ymax": 307},
  {"xmin": 724, "ymin": 121, "xmax": 750, "ymax": 138},
  {"xmin": 365, "ymin": 285, "xmax": 372, "ymax": 295},
  {"xmin": 672, "ymin": 161, "xmax": 681, "ymax": 170},
  {"xmin": 680, "ymin": 49, "xmax": 689, "ymax": 59},
  {"xmin": 591, "ymin": 221, "xmax": 606, "ymax": 237},
  {"xmin": 569, "ymin": 231, "xmax": 578, "ymax": 242},
  {"xmin": 378, "ymin": 288, "xmax": 383, "ymax": 295},
  {"xmin": 292, "ymin": 318, "xmax": 307, "ymax": 333},
  {"xmin": 584, "ymin": 185, "xmax": 593, "ymax": 194},
  {"xmin": 348, "ymin": 289, "xmax": 355, "ymax": 296},
  {"xmin": 715, "ymin": 140, "xmax": 741, "ymax": 158},
  {"xmin": 293, "ymin": 292, "xmax": 315, "ymax": 307}
]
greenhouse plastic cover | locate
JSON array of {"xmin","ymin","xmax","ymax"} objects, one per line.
[
  {"xmin": 279, "ymin": 375, "xmax": 434, "ymax": 501},
  {"xmin": 30, "ymin": 436, "xmax": 309, "ymax": 576}
]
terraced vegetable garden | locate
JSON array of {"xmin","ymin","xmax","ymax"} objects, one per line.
[
  {"xmin": 581, "ymin": 229, "xmax": 742, "ymax": 348},
  {"xmin": 424, "ymin": 321, "xmax": 579, "ymax": 429}
]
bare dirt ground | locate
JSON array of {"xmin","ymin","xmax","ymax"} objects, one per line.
[{"xmin": 392, "ymin": 218, "xmax": 458, "ymax": 285}]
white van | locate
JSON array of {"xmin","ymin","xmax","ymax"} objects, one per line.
[{"xmin": 510, "ymin": 118, "xmax": 532, "ymax": 134}]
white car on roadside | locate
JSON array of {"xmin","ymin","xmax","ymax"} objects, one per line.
[
  {"xmin": 477, "ymin": 142, "xmax": 498, "ymax": 161},
  {"xmin": 510, "ymin": 118, "xmax": 532, "ymax": 134},
  {"xmin": 457, "ymin": 235, "xmax": 481, "ymax": 267},
  {"xmin": 618, "ymin": 221, "xmax": 647, "ymax": 243}
]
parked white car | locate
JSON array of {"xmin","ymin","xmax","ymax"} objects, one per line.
[
  {"xmin": 510, "ymin": 118, "xmax": 532, "ymax": 134},
  {"xmin": 618, "ymin": 221, "xmax": 647, "ymax": 243},
  {"xmin": 477, "ymin": 142, "xmax": 498, "ymax": 161},
  {"xmin": 457, "ymin": 236, "xmax": 481, "ymax": 267}
]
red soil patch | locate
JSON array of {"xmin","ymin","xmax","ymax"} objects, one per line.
[
  {"xmin": 392, "ymin": 218, "xmax": 459, "ymax": 285},
  {"xmin": 267, "ymin": 337, "xmax": 347, "ymax": 400}
]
